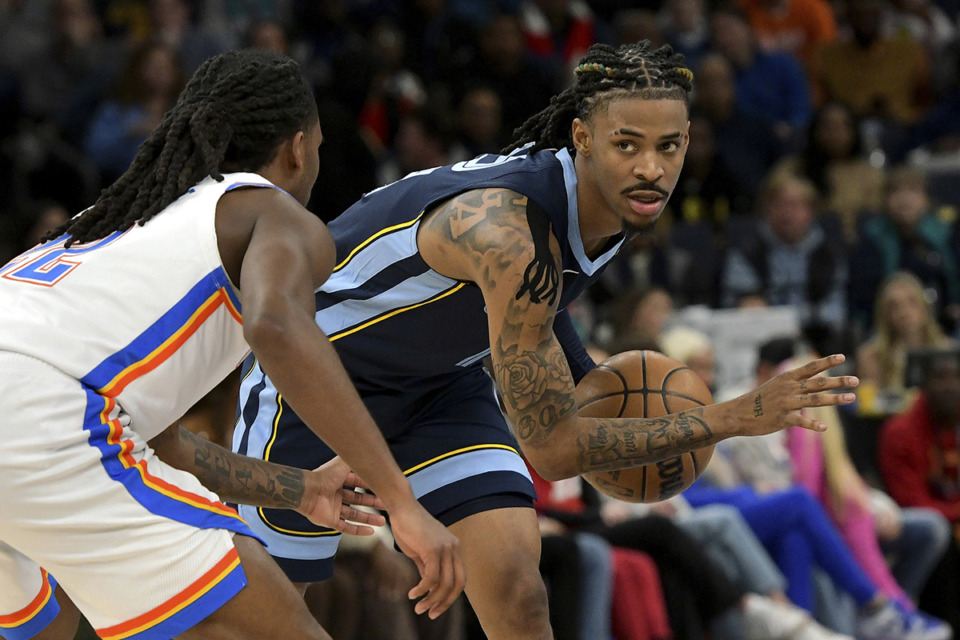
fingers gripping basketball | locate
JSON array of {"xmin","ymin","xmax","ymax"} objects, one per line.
[{"xmin": 576, "ymin": 350, "xmax": 715, "ymax": 503}]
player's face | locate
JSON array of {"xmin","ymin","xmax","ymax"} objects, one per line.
[{"xmin": 574, "ymin": 97, "xmax": 689, "ymax": 241}]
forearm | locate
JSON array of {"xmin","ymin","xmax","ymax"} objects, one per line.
[
  {"xmin": 250, "ymin": 314, "xmax": 415, "ymax": 509},
  {"xmin": 150, "ymin": 425, "xmax": 308, "ymax": 510}
]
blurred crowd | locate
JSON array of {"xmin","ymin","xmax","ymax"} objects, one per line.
[{"xmin": 7, "ymin": 0, "xmax": 960, "ymax": 639}]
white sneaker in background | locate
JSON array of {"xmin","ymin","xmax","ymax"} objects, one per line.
[{"xmin": 857, "ymin": 600, "xmax": 953, "ymax": 640}]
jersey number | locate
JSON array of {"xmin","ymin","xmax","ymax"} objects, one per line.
[{"xmin": 1, "ymin": 230, "xmax": 125, "ymax": 287}]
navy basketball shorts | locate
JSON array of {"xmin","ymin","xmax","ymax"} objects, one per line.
[{"xmin": 232, "ymin": 373, "xmax": 536, "ymax": 583}]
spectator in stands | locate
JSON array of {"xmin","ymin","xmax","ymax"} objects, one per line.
[
  {"xmin": 449, "ymin": 83, "xmax": 506, "ymax": 160},
  {"xmin": 813, "ymin": 0, "xmax": 931, "ymax": 163},
  {"xmin": 738, "ymin": 0, "xmax": 838, "ymax": 71},
  {"xmin": 710, "ymin": 2, "xmax": 813, "ymax": 148},
  {"xmin": 661, "ymin": 0, "xmax": 712, "ymax": 69},
  {"xmin": 770, "ymin": 101, "xmax": 885, "ymax": 244},
  {"xmin": 15, "ymin": 0, "xmax": 121, "ymax": 142},
  {"xmin": 517, "ymin": 0, "xmax": 609, "ymax": 86},
  {"xmin": 671, "ymin": 331, "xmax": 952, "ymax": 639},
  {"xmin": 856, "ymin": 271, "xmax": 957, "ymax": 415},
  {"xmin": 719, "ymin": 172, "xmax": 848, "ymax": 356},
  {"xmin": 693, "ymin": 52, "xmax": 784, "ymax": 203},
  {"xmin": 879, "ymin": 347, "xmax": 960, "ymax": 633},
  {"xmin": 448, "ymin": 12, "xmax": 556, "ymax": 143},
  {"xmin": 146, "ymin": 0, "xmax": 231, "ymax": 74},
  {"xmin": 83, "ymin": 39, "xmax": 184, "ymax": 185},
  {"xmin": 376, "ymin": 100, "xmax": 454, "ymax": 186},
  {"xmin": 849, "ymin": 165, "xmax": 960, "ymax": 335}
]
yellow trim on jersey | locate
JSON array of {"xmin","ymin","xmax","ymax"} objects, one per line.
[
  {"xmin": 328, "ymin": 282, "xmax": 468, "ymax": 343},
  {"xmin": 403, "ymin": 444, "xmax": 520, "ymax": 476},
  {"xmin": 333, "ymin": 212, "xmax": 425, "ymax": 272}
]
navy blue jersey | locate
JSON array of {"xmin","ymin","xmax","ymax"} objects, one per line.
[
  {"xmin": 237, "ymin": 148, "xmax": 622, "ymax": 441},
  {"xmin": 320, "ymin": 147, "xmax": 620, "ymax": 388}
]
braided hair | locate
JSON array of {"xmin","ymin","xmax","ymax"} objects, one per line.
[
  {"xmin": 504, "ymin": 41, "xmax": 693, "ymax": 154},
  {"xmin": 46, "ymin": 48, "xmax": 317, "ymax": 247}
]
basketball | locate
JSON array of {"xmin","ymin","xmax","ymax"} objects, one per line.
[{"xmin": 576, "ymin": 350, "xmax": 715, "ymax": 503}]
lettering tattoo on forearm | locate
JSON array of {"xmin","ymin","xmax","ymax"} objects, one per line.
[
  {"xmin": 576, "ymin": 409, "xmax": 714, "ymax": 472},
  {"xmin": 188, "ymin": 434, "xmax": 304, "ymax": 509},
  {"xmin": 753, "ymin": 394, "xmax": 764, "ymax": 417}
]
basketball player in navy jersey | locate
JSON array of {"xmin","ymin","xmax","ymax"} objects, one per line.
[
  {"xmin": 0, "ymin": 50, "xmax": 462, "ymax": 640},
  {"xmin": 231, "ymin": 41, "xmax": 859, "ymax": 639}
]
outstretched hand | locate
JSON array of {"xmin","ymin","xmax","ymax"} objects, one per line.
[
  {"xmin": 735, "ymin": 354, "xmax": 858, "ymax": 436},
  {"xmin": 388, "ymin": 500, "xmax": 466, "ymax": 619},
  {"xmin": 297, "ymin": 457, "xmax": 387, "ymax": 536}
]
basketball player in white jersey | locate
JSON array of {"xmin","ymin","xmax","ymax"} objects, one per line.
[{"xmin": 0, "ymin": 49, "xmax": 463, "ymax": 640}]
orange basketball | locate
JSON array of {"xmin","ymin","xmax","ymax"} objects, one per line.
[{"xmin": 576, "ymin": 350, "xmax": 715, "ymax": 503}]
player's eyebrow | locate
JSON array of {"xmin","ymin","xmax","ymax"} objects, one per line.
[{"xmin": 612, "ymin": 128, "xmax": 684, "ymax": 140}]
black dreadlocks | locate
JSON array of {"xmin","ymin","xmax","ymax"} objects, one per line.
[
  {"xmin": 46, "ymin": 48, "xmax": 317, "ymax": 247},
  {"xmin": 504, "ymin": 41, "xmax": 693, "ymax": 155}
]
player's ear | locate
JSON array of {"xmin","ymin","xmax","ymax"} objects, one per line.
[
  {"xmin": 288, "ymin": 130, "xmax": 307, "ymax": 170},
  {"xmin": 571, "ymin": 118, "xmax": 592, "ymax": 156}
]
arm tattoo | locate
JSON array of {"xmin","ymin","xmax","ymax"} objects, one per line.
[
  {"xmin": 515, "ymin": 201, "xmax": 559, "ymax": 305},
  {"xmin": 183, "ymin": 429, "xmax": 305, "ymax": 509},
  {"xmin": 753, "ymin": 394, "xmax": 764, "ymax": 417},
  {"xmin": 576, "ymin": 409, "xmax": 714, "ymax": 472}
]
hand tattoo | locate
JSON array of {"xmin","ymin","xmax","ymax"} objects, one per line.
[{"xmin": 753, "ymin": 394, "xmax": 764, "ymax": 418}]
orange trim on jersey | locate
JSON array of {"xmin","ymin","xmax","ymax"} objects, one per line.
[
  {"xmin": 98, "ymin": 397, "xmax": 244, "ymax": 523},
  {"xmin": 0, "ymin": 569, "xmax": 53, "ymax": 627},
  {"xmin": 95, "ymin": 548, "xmax": 241, "ymax": 640},
  {"xmin": 98, "ymin": 289, "xmax": 240, "ymax": 397}
]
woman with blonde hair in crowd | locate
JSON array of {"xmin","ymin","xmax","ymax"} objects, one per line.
[{"xmin": 856, "ymin": 271, "xmax": 957, "ymax": 416}]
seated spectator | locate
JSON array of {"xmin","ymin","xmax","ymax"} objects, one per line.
[
  {"xmin": 83, "ymin": 40, "xmax": 184, "ymax": 185},
  {"xmin": 812, "ymin": 0, "xmax": 931, "ymax": 164},
  {"xmin": 145, "ymin": 0, "xmax": 231, "ymax": 75},
  {"xmin": 661, "ymin": 0, "xmax": 711, "ymax": 69},
  {"xmin": 719, "ymin": 172, "xmax": 848, "ymax": 356},
  {"xmin": 710, "ymin": 2, "xmax": 813, "ymax": 148},
  {"xmin": 517, "ymin": 0, "xmax": 610, "ymax": 86},
  {"xmin": 849, "ymin": 165, "xmax": 960, "ymax": 335},
  {"xmin": 446, "ymin": 12, "xmax": 555, "ymax": 142},
  {"xmin": 694, "ymin": 52, "xmax": 785, "ymax": 203},
  {"xmin": 449, "ymin": 83, "xmax": 506, "ymax": 160},
  {"xmin": 738, "ymin": 0, "xmax": 838, "ymax": 72},
  {"xmin": 856, "ymin": 271, "xmax": 957, "ymax": 416},
  {"xmin": 665, "ymin": 329, "xmax": 952, "ymax": 639},
  {"xmin": 770, "ymin": 101, "xmax": 885, "ymax": 244},
  {"xmin": 879, "ymin": 347, "xmax": 960, "ymax": 633},
  {"xmin": 530, "ymin": 465, "xmax": 849, "ymax": 640}
]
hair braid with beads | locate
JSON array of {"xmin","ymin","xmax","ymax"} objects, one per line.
[
  {"xmin": 45, "ymin": 49, "xmax": 317, "ymax": 247},
  {"xmin": 504, "ymin": 41, "xmax": 693, "ymax": 154}
]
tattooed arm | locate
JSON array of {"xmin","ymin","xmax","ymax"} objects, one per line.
[
  {"xmin": 148, "ymin": 423, "xmax": 386, "ymax": 535},
  {"xmin": 419, "ymin": 187, "xmax": 858, "ymax": 480}
]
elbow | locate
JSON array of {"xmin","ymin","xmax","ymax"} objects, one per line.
[{"xmin": 243, "ymin": 308, "xmax": 296, "ymax": 356}]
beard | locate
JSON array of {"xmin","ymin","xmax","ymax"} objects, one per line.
[{"xmin": 621, "ymin": 215, "xmax": 659, "ymax": 243}]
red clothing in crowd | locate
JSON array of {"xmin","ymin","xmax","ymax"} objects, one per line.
[{"xmin": 878, "ymin": 393, "xmax": 960, "ymax": 522}]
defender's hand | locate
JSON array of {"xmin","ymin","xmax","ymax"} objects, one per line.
[
  {"xmin": 388, "ymin": 501, "xmax": 465, "ymax": 619},
  {"xmin": 298, "ymin": 457, "xmax": 386, "ymax": 535},
  {"xmin": 734, "ymin": 354, "xmax": 858, "ymax": 436}
]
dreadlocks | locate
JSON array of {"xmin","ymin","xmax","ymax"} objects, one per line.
[
  {"xmin": 504, "ymin": 41, "xmax": 693, "ymax": 154},
  {"xmin": 46, "ymin": 48, "xmax": 317, "ymax": 247}
]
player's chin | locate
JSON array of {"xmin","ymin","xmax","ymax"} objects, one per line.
[{"xmin": 621, "ymin": 214, "xmax": 660, "ymax": 239}]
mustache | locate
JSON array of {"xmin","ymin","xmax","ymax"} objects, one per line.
[{"xmin": 621, "ymin": 182, "xmax": 669, "ymax": 196}]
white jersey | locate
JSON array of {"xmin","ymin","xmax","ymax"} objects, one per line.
[{"xmin": 0, "ymin": 172, "xmax": 274, "ymax": 440}]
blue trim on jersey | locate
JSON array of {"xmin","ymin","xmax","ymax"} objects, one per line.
[
  {"xmin": 0, "ymin": 575, "xmax": 60, "ymax": 640},
  {"xmin": 556, "ymin": 148, "xmax": 624, "ymax": 275},
  {"xmin": 406, "ymin": 447, "xmax": 532, "ymax": 497},
  {"xmin": 81, "ymin": 387, "xmax": 259, "ymax": 540},
  {"xmin": 80, "ymin": 268, "xmax": 239, "ymax": 391},
  {"xmin": 316, "ymin": 254, "xmax": 429, "ymax": 311},
  {"xmin": 235, "ymin": 358, "xmax": 269, "ymax": 457},
  {"xmin": 321, "ymin": 275, "xmax": 463, "ymax": 339},
  {"xmin": 236, "ymin": 504, "xmax": 342, "ymax": 560},
  {"xmin": 122, "ymin": 558, "xmax": 247, "ymax": 640}
]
